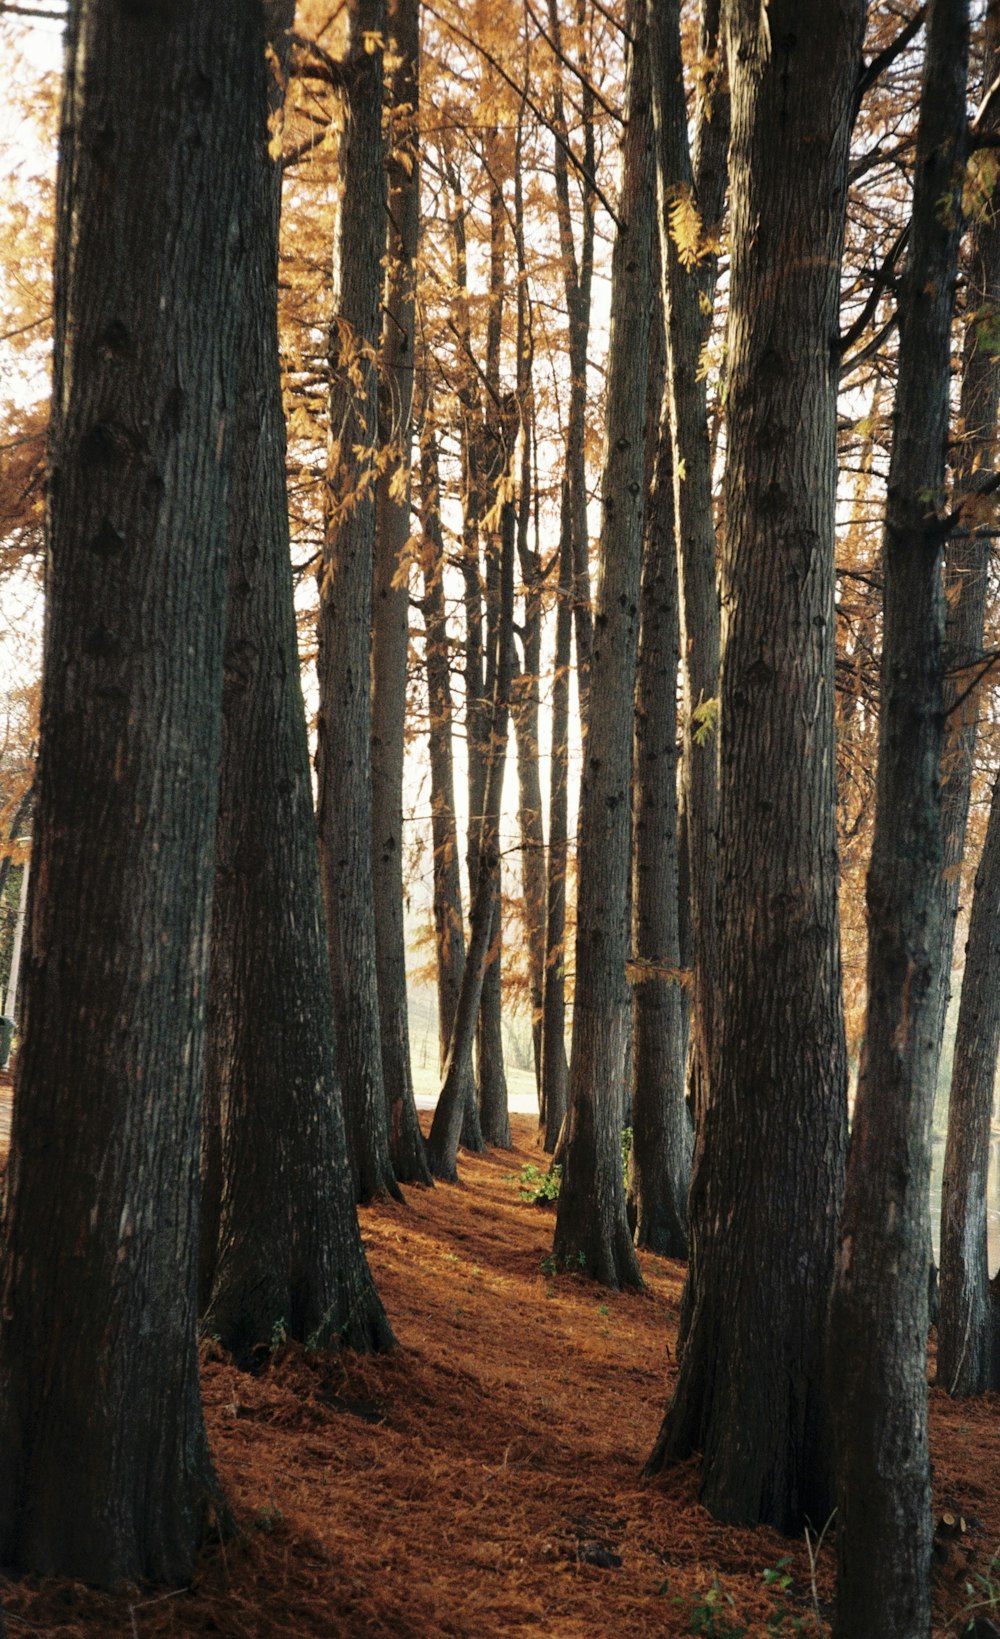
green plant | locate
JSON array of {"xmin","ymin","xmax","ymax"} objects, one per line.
[
  {"xmin": 621, "ymin": 1126, "xmax": 633, "ymax": 1185},
  {"xmin": 673, "ymin": 1576, "xmax": 746, "ymax": 1637},
  {"xmin": 508, "ymin": 1162, "xmax": 562, "ymax": 1203},
  {"xmin": 254, "ymin": 1503, "xmax": 284, "ymax": 1535},
  {"xmin": 270, "ymin": 1317, "xmax": 288, "ymax": 1350}
]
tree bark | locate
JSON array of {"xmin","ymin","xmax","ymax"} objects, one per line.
[
  {"xmin": 316, "ymin": 0, "xmax": 401, "ymax": 1204},
  {"xmin": 0, "ymin": 0, "xmax": 255, "ymax": 1582},
  {"xmin": 648, "ymin": 0, "xmax": 861, "ymax": 1530},
  {"xmin": 647, "ymin": 0, "xmax": 727, "ymax": 1133},
  {"xmin": 829, "ymin": 3, "xmax": 970, "ymax": 1632},
  {"xmin": 202, "ymin": 2, "xmax": 395, "ymax": 1365},
  {"xmin": 371, "ymin": 0, "xmax": 431, "ymax": 1185},
  {"xmin": 551, "ymin": 0, "xmax": 651, "ymax": 1291},
  {"xmin": 628, "ymin": 303, "xmax": 690, "ymax": 1259},
  {"xmin": 936, "ymin": 0, "xmax": 1000, "ymax": 1396}
]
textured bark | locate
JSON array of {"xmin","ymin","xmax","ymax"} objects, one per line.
[
  {"xmin": 0, "ymin": 0, "xmax": 254, "ymax": 1583},
  {"xmin": 628, "ymin": 320, "xmax": 690, "ymax": 1259},
  {"xmin": 316, "ymin": 0, "xmax": 400, "ymax": 1204},
  {"xmin": 649, "ymin": 0, "xmax": 859, "ymax": 1530},
  {"xmin": 829, "ymin": 5, "xmax": 970, "ymax": 1633},
  {"xmin": 647, "ymin": 0, "xmax": 727, "ymax": 1132},
  {"xmin": 939, "ymin": 770, "xmax": 1000, "ymax": 1395},
  {"xmin": 937, "ymin": 0, "xmax": 1000, "ymax": 1396},
  {"xmin": 202, "ymin": 6, "xmax": 394, "ymax": 1365},
  {"xmin": 541, "ymin": 482, "xmax": 573, "ymax": 1153},
  {"xmin": 552, "ymin": 0, "xmax": 651, "ymax": 1291},
  {"xmin": 371, "ymin": 0, "xmax": 430, "ymax": 1186}
]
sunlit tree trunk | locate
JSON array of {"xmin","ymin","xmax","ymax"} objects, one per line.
[
  {"xmin": 649, "ymin": 0, "xmax": 860, "ymax": 1529},
  {"xmin": 316, "ymin": 0, "xmax": 400, "ymax": 1203},
  {"xmin": 552, "ymin": 0, "xmax": 651, "ymax": 1289},
  {"xmin": 829, "ymin": 3, "xmax": 970, "ymax": 1631},
  {"xmin": 0, "ymin": 0, "xmax": 255, "ymax": 1582}
]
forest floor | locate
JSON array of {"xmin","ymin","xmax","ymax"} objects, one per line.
[{"xmin": 1, "ymin": 1095, "xmax": 1000, "ymax": 1637}]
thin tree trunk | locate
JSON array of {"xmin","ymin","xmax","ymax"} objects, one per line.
[
  {"xmin": 649, "ymin": 0, "xmax": 860, "ymax": 1530},
  {"xmin": 551, "ymin": 0, "xmax": 651, "ymax": 1290},
  {"xmin": 427, "ymin": 499, "xmax": 516, "ymax": 1179},
  {"xmin": 202, "ymin": 4, "xmax": 395, "ymax": 1364},
  {"xmin": 628, "ymin": 293, "xmax": 690, "ymax": 1258},
  {"xmin": 829, "ymin": 4, "xmax": 970, "ymax": 1631},
  {"xmin": 371, "ymin": 0, "xmax": 431, "ymax": 1185},
  {"xmin": 541, "ymin": 481, "xmax": 573, "ymax": 1153},
  {"xmin": 647, "ymin": 0, "xmax": 727, "ymax": 1134},
  {"xmin": 0, "ymin": 0, "xmax": 255, "ymax": 1581},
  {"xmin": 316, "ymin": 0, "xmax": 401, "ymax": 1204}
]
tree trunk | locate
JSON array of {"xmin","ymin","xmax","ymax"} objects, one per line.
[
  {"xmin": 551, "ymin": 0, "xmax": 651, "ymax": 1291},
  {"xmin": 371, "ymin": 0, "xmax": 431, "ymax": 1186},
  {"xmin": 540, "ymin": 482, "xmax": 573, "ymax": 1153},
  {"xmin": 936, "ymin": 0, "xmax": 1000, "ymax": 1395},
  {"xmin": 419, "ymin": 419, "xmax": 467, "ymax": 1075},
  {"xmin": 202, "ymin": 3, "xmax": 395, "ymax": 1365},
  {"xmin": 829, "ymin": 4, "xmax": 969, "ymax": 1632},
  {"xmin": 316, "ymin": 0, "xmax": 401, "ymax": 1204},
  {"xmin": 0, "ymin": 0, "xmax": 255, "ymax": 1582},
  {"xmin": 648, "ymin": 0, "xmax": 861, "ymax": 1530},
  {"xmin": 647, "ymin": 0, "xmax": 727, "ymax": 1133},
  {"xmin": 427, "ymin": 496, "xmax": 516, "ymax": 1179},
  {"xmin": 628, "ymin": 304, "xmax": 690, "ymax": 1259},
  {"xmin": 939, "ymin": 767, "xmax": 1000, "ymax": 1395}
]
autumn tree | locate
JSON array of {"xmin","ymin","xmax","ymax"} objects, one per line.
[
  {"xmin": 648, "ymin": 0, "xmax": 862, "ymax": 1528},
  {"xmin": 201, "ymin": 0, "xmax": 394, "ymax": 1363},
  {"xmin": 316, "ymin": 0, "xmax": 401, "ymax": 1203},
  {"xmin": 830, "ymin": 2, "xmax": 971, "ymax": 1627},
  {"xmin": 551, "ymin": 0, "xmax": 651, "ymax": 1289},
  {"xmin": 0, "ymin": 0, "xmax": 257, "ymax": 1581}
]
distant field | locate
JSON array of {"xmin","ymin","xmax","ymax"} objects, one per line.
[{"xmin": 411, "ymin": 1060, "xmax": 539, "ymax": 1116}]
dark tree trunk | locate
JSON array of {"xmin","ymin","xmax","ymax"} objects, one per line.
[
  {"xmin": 316, "ymin": 0, "xmax": 401, "ymax": 1204},
  {"xmin": 202, "ymin": 3, "xmax": 394, "ymax": 1365},
  {"xmin": 540, "ymin": 482, "xmax": 573, "ymax": 1154},
  {"xmin": 551, "ymin": 0, "xmax": 651, "ymax": 1291},
  {"xmin": 0, "ymin": 0, "xmax": 255, "ymax": 1583},
  {"xmin": 648, "ymin": 0, "xmax": 861, "ymax": 1530},
  {"xmin": 829, "ymin": 4, "xmax": 970, "ymax": 1632},
  {"xmin": 936, "ymin": 0, "xmax": 1000, "ymax": 1396},
  {"xmin": 628, "ymin": 300, "xmax": 690, "ymax": 1259},
  {"xmin": 371, "ymin": 0, "xmax": 430, "ymax": 1186},
  {"xmin": 647, "ymin": 0, "xmax": 727, "ymax": 1133}
]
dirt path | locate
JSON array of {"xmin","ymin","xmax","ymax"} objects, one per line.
[{"xmin": 1, "ymin": 1112, "xmax": 999, "ymax": 1636}]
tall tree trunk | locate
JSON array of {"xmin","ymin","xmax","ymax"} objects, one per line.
[
  {"xmin": 829, "ymin": 3, "xmax": 970, "ymax": 1632},
  {"xmin": 541, "ymin": 481, "xmax": 573, "ymax": 1153},
  {"xmin": 647, "ymin": 0, "xmax": 727, "ymax": 1133},
  {"xmin": 648, "ymin": 0, "xmax": 861, "ymax": 1530},
  {"xmin": 0, "ymin": 0, "xmax": 255, "ymax": 1582},
  {"xmin": 371, "ymin": 0, "xmax": 431, "ymax": 1185},
  {"xmin": 316, "ymin": 0, "xmax": 401, "ymax": 1204},
  {"xmin": 627, "ymin": 297, "xmax": 690, "ymax": 1258},
  {"xmin": 202, "ymin": 2, "xmax": 395, "ymax": 1365},
  {"xmin": 936, "ymin": 0, "xmax": 1000, "ymax": 1395},
  {"xmin": 551, "ymin": 0, "xmax": 651, "ymax": 1290}
]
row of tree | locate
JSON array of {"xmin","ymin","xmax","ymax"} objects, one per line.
[{"xmin": 1, "ymin": 1, "xmax": 1000, "ymax": 1634}]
